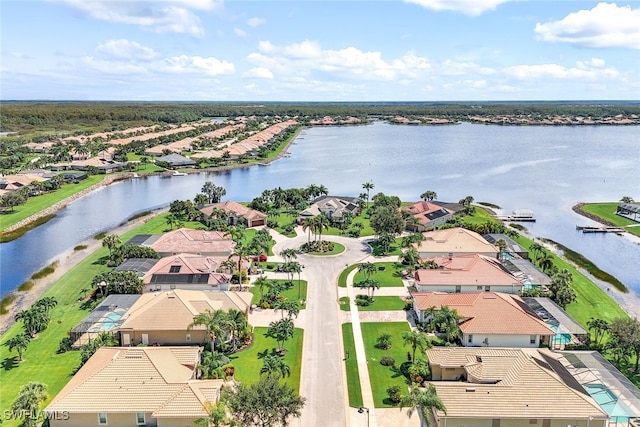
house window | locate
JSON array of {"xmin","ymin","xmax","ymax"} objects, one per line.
[
  {"xmin": 455, "ymin": 285, "xmax": 461, "ymax": 293},
  {"xmin": 170, "ymin": 284, "xmax": 176, "ymax": 289},
  {"xmin": 169, "ymin": 265, "xmax": 181, "ymax": 273},
  {"xmin": 136, "ymin": 413, "xmax": 145, "ymax": 425},
  {"xmin": 98, "ymin": 413, "xmax": 108, "ymax": 425},
  {"xmin": 468, "ymin": 335, "xmax": 473, "ymax": 344},
  {"xmin": 530, "ymin": 335, "xmax": 537, "ymax": 344},
  {"xmin": 186, "ymin": 333, "xmax": 191, "ymax": 342},
  {"xmin": 484, "ymin": 286, "xmax": 490, "ymax": 292},
  {"xmin": 477, "ymin": 286, "xmax": 483, "ymax": 290},
  {"xmin": 529, "ymin": 420, "xmax": 538, "ymax": 425}
]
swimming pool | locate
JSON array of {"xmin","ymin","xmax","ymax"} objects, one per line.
[
  {"xmin": 583, "ymin": 383, "xmax": 632, "ymax": 421},
  {"xmin": 547, "ymin": 322, "xmax": 572, "ymax": 345},
  {"xmin": 87, "ymin": 308, "xmax": 126, "ymax": 332}
]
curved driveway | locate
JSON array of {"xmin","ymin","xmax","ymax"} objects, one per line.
[{"xmin": 270, "ymin": 228, "xmax": 372, "ymax": 427}]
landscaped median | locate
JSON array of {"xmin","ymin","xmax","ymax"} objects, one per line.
[
  {"xmin": 341, "ymin": 323, "xmax": 363, "ymax": 408},
  {"xmin": 338, "ymin": 262, "xmax": 405, "ymax": 288},
  {"xmin": 339, "ymin": 296, "xmax": 407, "ymax": 312}
]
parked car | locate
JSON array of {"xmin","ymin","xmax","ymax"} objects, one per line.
[{"xmin": 252, "ymin": 254, "xmax": 267, "ymax": 262}]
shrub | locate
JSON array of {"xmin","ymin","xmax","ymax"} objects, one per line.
[
  {"xmin": 57, "ymin": 336, "xmax": 73, "ymax": 354},
  {"xmin": 380, "ymin": 356, "xmax": 395, "ymax": 366},
  {"xmin": 408, "ymin": 359, "xmax": 431, "ymax": 384},
  {"xmin": 386, "ymin": 385, "xmax": 403, "ymax": 405},
  {"xmin": 224, "ymin": 365, "xmax": 235, "ymax": 378},
  {"xmin": 300, "ymin": 240, "xmax": 335, "ymax": 253},
  {"xmin": 376, "ymin": 333, "xmax": 392, "ymax": 350},
  {"xmin": 355, "ymin": 295, "xmax": 373, "ymax": 306},
  {"xmin": 73, "ymin": 244, "xmax": 88, "ymax": 251},
  {"xmin": 18, "ymin": 281, "xmax": 35, "ymax": 291}
]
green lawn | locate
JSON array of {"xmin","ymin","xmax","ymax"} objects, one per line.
[
  {"xmin": 361, "ymin": 322, "xmax": 413, "ymax": 408},
  {"xmin": 339, "ymin": 297, "xmax": 351, "ymax": 311},
  {"xmin": 579, "ymin": 203, "xmax": 640, "ymax": 237},
  {"xmin": 341, "ymin": 323, "xmax": 363, "ymax": 407},
  {"xmin": 306, "ymin": 242, "xmax": 345, "ymax": 256},
  {"xmin": 512, "ymin": 235, "xmax": 627, "ymax": 326},
  {"xmin": 370, "ymin": 237, "xmax": 403, "ymax": 256},
  {"xmin": 272, "ymin": 213, "xmax": 297, "ymax": 237},
  {"xmin": 0, "ymin": 175, "xmax": 106, "ymax": 232},
  {"xmin": 352, "ymin": 296, "xmax": 408, "ymax": 311},
  {"xmin": 338, "ymin": 264, "xmax": 360, "ymax": 288},
  {"xmin": 248, "ymin": 280, "xmax": 308, "ymax": 305},
  {"xmin": 229, "ymin": 327, "xmax": 303, "ymax": 393},
  {"xmin": 353, "ymin": 262, "xmax": 404, "ymax": 287}
]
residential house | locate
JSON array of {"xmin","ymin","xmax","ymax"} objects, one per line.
[
  {"xmin": 0, "ymin": 173, "xmax": 48, "ymax": 196},
  {"xmin": 482, "ymin": 233, "xmax": 529, "ymax": 259},
  {"xmin": 298, "ymin": 195, "xmax": 360, "ymax": 223},
  {"xmin": 200, "ymin": 201, "xmax": 268, "ymax": 228},
  {"xmin": 413, "ymin": 253, "xmax": 523, "ymax": 294},
  {"xmin": 412, "ymin": 291, "xmax": 555, "ymax": 347},
  {"xmin": 141, "ymin": 253, "xmax": 233, "ymax": 292},
  {"xmin": 414, "ymin": 227, "xmax": 499, "ymax": 258},
  {"xmin": 156, "ymin": 153, "xmax": 197, "ymax": 168},
  {"xmin": 616, "ymin": 202, "xmax": 640, "ymax": 222},
  {"xmin": 118, "ymin": 289, "xmax": 253, "ymax": 346},
  {"xmin": 131, "ymin": 228, "xmax": 236, "ymax": 257},
  {"xmin": 403, "ymin": 201, "xmax": 454, "ymax": 231},
  {"xmin": 45, "ymin": 346, "xmax": 223, "ymax": 427},
  {"xmin": 425, "ymin": 347, "xmax": 608, "ymax": 427}
]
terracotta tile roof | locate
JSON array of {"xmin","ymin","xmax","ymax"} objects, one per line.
[
  {"xmin": 142, "ymin": 253, "xmax": 233, "ymax": 285},
  {"xmin": 413, "ymin": 291, "xmax": 554, "ymax": 335},
  {"xmin": 153, "ymin": 380, "xmax": 223, "ymax": 418},
  {"xmin": 119, "ymin": 289, "xmax": 253, "ymax": 332},
  {"xmin": 404, "ymin": 201, "xmax": 454, "ymax": 225},
  {"xmin": 45, "ymin": 347, "xmax": 205, "ymax": 413},
  {"xmin": 148, "ymin": 228, "xmax": 235, "ymax": 255},
  {"xmin": 425, "ymin": 347, "xmax": 608, "ymax": 419},
  {"xmin": 414, "ymin": 254, "xmax": 522, "ymax": 288},
  {"xmin": 200, "ymin": 201, "xmax": 267, "ymax": 221},
  {"xmin": 415, "ymin": 227, "xmax": 498, "ymax": 255}
]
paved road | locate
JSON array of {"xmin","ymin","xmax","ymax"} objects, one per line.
[{"xmin": 271, "ymin": 229, "xmax": 372, "ymax": 427}]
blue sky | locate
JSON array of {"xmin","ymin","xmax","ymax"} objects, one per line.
[{"xmin": 1, "ymin": 0, "xmax": 639, "ymax": 101}]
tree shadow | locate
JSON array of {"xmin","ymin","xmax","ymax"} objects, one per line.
[
  {"xmin": 389, "ymin": 362, "xmax": 412, "ymax": 383},
  {"xmin": 2, "ymin": 356, "xmax": 19, "ymax": 371},
  {"xmin": 256, "ymin": 347, "xmax": 282, "ymax": 359},
  {"xmin": 92, "ymin": 256, "xmax": 110, "ymax": 265}
]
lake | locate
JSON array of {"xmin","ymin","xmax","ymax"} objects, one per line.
[{"xmin": 1, "ymin": 121, "xmax": 639, "ymax": 312}]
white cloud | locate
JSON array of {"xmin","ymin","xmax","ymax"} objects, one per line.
[
  {"xmin": 96, "ymin": 39, "xmax": 158, "ymax": 60},
  {"xmin": 161, "ymin": 55, "xmax": 234, "ymax": 75},
  {"xmin": 244, "ymin": 67, "xmax": 274, "ymax": 79},
  {"xmin": 247, "ymin": 17, "xmax": 266, "ymax": 27},
  {"xmin": 63, "ymin": 0, "xmax": 219, "ymax": 37},
  {"xmin": 535, "ymin": 2, "xmax": 640, "ymax": 49},
  {"xmin": 234, "ymin": 28, "xmax": 247, "ymax": 37},
  {"xmin": 506, "ymin": 60, "xmax": 619, "ymax": 80},
  {"xmin": 82, "ymin": 56, "xmax": 149, "ymax": 75},
  {"xmin": 440, "ymin": 59, "xmax": 494, "ymax": 75},
  {"xmin": 250, "ymin": 40, "xmax": 432, "ymax": 82},
  {"xmin": 405, "ymin": 0, "xmax": 512, "ymax": 16}
]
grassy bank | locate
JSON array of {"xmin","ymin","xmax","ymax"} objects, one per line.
[
  {"xmin": 0, "ymin": 175, "xmax": 105, "ymax": 232},
  {"xmin": 341, "ymin": 323, "xmax": 363, "ymax": 407},
  {"xmin": 576, "ymin": 202, "xmax": 640, "ymax": 238},
  {"xmin": 0, "ymin": 214, "xmax": 56, "ymax": 243}
]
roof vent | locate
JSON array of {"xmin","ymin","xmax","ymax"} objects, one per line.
[
  {"xmin": 465, "ymin": 387, "xmax": 476, "ymax": 392},
  {"xmin": 476, "ymin": 356, "xmax": 483, "ymax": 362}
]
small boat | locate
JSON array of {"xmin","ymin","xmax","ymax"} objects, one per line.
[
  {"xmin": 132, "ymin": 173, "xmax": 140, "ymax": 178},
  {"xmin": 172, "ymin": 171, "xmax": 188, "ymax": 176}
]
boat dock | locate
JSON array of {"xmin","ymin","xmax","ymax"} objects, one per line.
[
  {"xmin": 496, "ymin": 209, "xmax": 536, "ymax": 222},
  {"xmin": 576, "ymin": 225, "xmax": 626, "ymax": 234}
]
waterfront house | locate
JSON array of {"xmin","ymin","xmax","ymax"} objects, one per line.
[
  {"xmin": 482, "ymin": 233, "xmax": 529, "ymax": 259},
  {"xmin": 403, "ymin": 201, "xmax": 454, "ymax": 231},
  {"xmin": 616, "ymin": 202, "xmax": 640, "ymax": 222},
  {"xmin": 141, "ymin": 253, "xmax": 233, "ymax": 292},
  {"xmin": 298, "ymin": 195, "xmax": 360, "ymax": 223},
  {"xmin": 44, "ymin": 346, "xmax": 224, "ymax": 427},
  {"xmin": 131, "ymin": 228, "xmax": 236, "ymax": 257},
  {"xmin": 155, "ymin": 153, "xmax": 197, "ymax": 168},
  {"xmin": 425, "ymin": 347, "xmax": 608, "ymax": 427},
  {"xmin": 412, "ymin": 291, "xmax": 554, "ymax": 347},
  {"xmin": 117, "ymin": 289, "xmax": 253, "ymax": 346},
  {"xmin": 413, "ymin": 253, "xmax": 523, "ymax": 294},
  {"xmin": 200, "ymin": 201, "xmax": 268, "ymax": 228},
  {"xmin": 414, "ymin": 227, "xmax": 499, "ymax": 258}
]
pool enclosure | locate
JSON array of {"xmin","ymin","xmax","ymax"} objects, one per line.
[{"xmin": 69, "ymin": 294, "xmax": 140, "ymax": 347}]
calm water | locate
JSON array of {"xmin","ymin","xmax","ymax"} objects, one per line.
[{"xmin": 1, "ymin": 122, "xmax": 639, "ymax": 310}]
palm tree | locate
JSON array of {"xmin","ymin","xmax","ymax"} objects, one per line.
[
  {"xmin": 315, "ymin": 213, "xmax": 330, "ymax": 241},
  {"xmin": 4, "ymin": 333, "xmax": 31, "ymax": 362},
  {"xmin": 536, "ymin": 250, "xmax": 555, "ymax": 273},
  {"xmin": 261, "ymin": 354, "xmax": 291, "ymax": 378},
  {"xmin": 102, "ymin": 234, "xmax": 121, "ymax": 257},
  {"xmin": 254, "ymin": 275, "xmax": 271, "ymax": 301},
  {"xmin": 11, "ymin": 382, "xmax": 48, "ymax": 427},
  {"xmin": 267, "ymin": 318, "xmax": 295, "ymax": 353},
  {"xmin": 378, "ymin": 232, "xmax": 395, "ymax": 255},
  {"xmin": 420, "ymin": 191, "xmax": 437, "ymax": 202},
  {"xmin": 529, "ymin": 242, "xmax": 544, "ymax": 258},
  {"xmin": 358, "ymin": 262, "xmax": 377, "ymax": 281},
  {"xmin": 365, "ymin": 279, "xmax": 380, "ymax": 299},
  {"xmin": 402, "ymin": 330, "xmax": 430, "ymax": 363},
  {"xmin": 301, "ymin": 217, "xmax": 316, "ymax": 243},
  {"xmin": 399, "ymin": 247, "xmax": 420, "ymax": 275},
  {"xmin": 620, "ymin": 196, "xmax": 634, "ymax": 203},
  {"xmin": 400, "ymin": 384, "xmax": 447, "ymax": 427},
  {"xmin": 280, "ymin": 248, "xmax": 297, "ymax": 262},
  {"xmin": 362, "ymin": 181, "xmax": 374, "ymax": 207},
  {"xmin": 188, "ymin": 309, "xmax": 233, "ymax": 352},
  {"xmin": 226, "ymin": 308, "xmax": 249, "ymax": 351},
  {"xmin": 34, "ymin": 296, "xmax": 58, "ymax": 314},
  {"xmin": 495, "ymin": 238, "xmax": 508, "ymax": 260},
  {"xmin": 273, "ymin": 299, "xmax": 300, "ymax": 320},
  {"xmin": 434, "ymin": 306, "xmax": 461, "ymax": 343},
  {"xmin": 228, "ymin": 241, "xmax": 252, "ymax": 289},
  {"xmin": 587, "ymin": 318, "xmax": 609, "ymax": 346},
  {"xmin": 405, "ymin": 216, "xmax": 422, "ymax": 233},
  {"xmin": 195, "ymin": 401, "xmax": 234, "ymax": 427}
]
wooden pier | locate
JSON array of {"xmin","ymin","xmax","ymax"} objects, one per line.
[
  {"xmin": 496, "ymin": 209, "xmax": 536, "ymax": 222},
  {"xmin": 576, "ymin": 225, "xmax": 625, "ymax": 234}
]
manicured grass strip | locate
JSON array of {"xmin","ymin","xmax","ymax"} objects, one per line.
[
  {"xmin": 541, "ymin": 238, "xmax": 627, "ymax": 293},
  {"xmin": 338, "ymin": 264, "xmax": 360, "ymax": 288},
  {"xmin": 306, "ymin": 242, "xmax": 345, "ymax": 256},
  {"xmin": 341, "ymin": 323, "xmax": 363, "ymax": 407},
  {"xmin": 361, "ymin": 322, "xmax": 412, "ymax": 408},
  {"xmin": 248, "ymin": 280, "xmax": 308, "ymax": 305},
  {"xmin": 352, "ymin": 296, "xmax": 407, "ymax": 311},
  {"xmin": 0, "ymin": 175, "xmax": 106, "ymax": 232},
  {"xmin": 578, "ymin": 202, "xmax": 640, "ymax": 238},
  {"xmin": 353, "ymin": 262, "xmax": 404, "ymax": 287},
  {"xmin": 370, "ymin": 238, "xmax": 403, "ymax": 256},
  {"xmin": 339, "ymin": 297, "xmax": 350, "ymax": 311},
  {"xmin": 230, "ymin": 327, "xmax": 303, "ymax": 394}
]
